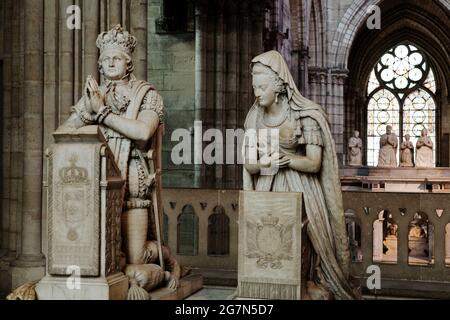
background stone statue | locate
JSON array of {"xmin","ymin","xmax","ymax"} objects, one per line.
[
  {"xmin": 400, "ymin": 134, "xmax": 414, "ymax": 167},
  {"xmin": 416, "ymin": 128, "xmax": 434, "ymax": 167},
  {"xmin": 58, "ymin": 25, "xmax": 178, "ymax": 297},
  {"xmin": 348, "ymin": 130, "xmax": 363, "ymax": 166},
  {"xmin": 377, "ymin": 125, "xmax": 398, "ymax": 167},
  {"xmin": 243, "ymin": 51, "xmax": 360, "ymax": 300}
]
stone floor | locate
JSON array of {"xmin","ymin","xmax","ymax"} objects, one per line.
[
  {"xmin": 184, "ymin": 286, "xmax": 430, "ymax": 300},
  {"xmin": 186, "ymin": 286, "xmax": 236, "ymax": 300}
]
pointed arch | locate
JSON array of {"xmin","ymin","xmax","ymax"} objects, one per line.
[
  {"xmin": 345, "ymin": 209, "xmax": 363, "ymax": 262},
  {"xmin": 207, "ymin": 206, "xmax": 230, "ymax": 256},
  {"xmin": 408, "ymin": 212, "xmax": 434, "ymax": 266},
  {"xmin": 177, "ymin": 205, "xmax": 199, "ymax": 256},
  {"xmin": 345, "ymin": 0, "xmax": 450, "ymax": 165},
  {"xmin": 373, "ymin": 210, "xmax": 398, "ymax": 264}
]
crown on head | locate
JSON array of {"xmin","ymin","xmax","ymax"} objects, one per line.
[{"xmin": 96, "ymin": 25, "xmax": 137, "ymax": 56}]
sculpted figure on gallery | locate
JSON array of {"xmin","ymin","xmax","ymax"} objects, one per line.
[
  {"xmin": 416, "ymin": 128, "xmax": 434, "ymax": 168},
  {"xmin": 400, "ymin": 134, "xmax": 414, "ymax": 167},
  {"xmin": 58, "ymin": 25, "xmax": 181, "ymax": 298},
  {"xmin": 377, "ymin": 125, "xmax": 398, "ymax": 167},
  {"xmin": 242, "ymin": 51, "xmax": 360, "ymax": 299},
  {"xmin": 347, "ymin": 130, "xmax": 363, "ymax": 167}
]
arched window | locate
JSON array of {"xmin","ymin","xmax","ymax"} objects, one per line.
[
  {"xmin": 373, "ymin": 210, "xmax": 398, "ymax": 264},
  {"xmin": 345, "ymin": 209, "xmax": 362, "ymax": 262},
  {"xmin": 177, "ymin": 205, "xmax": 199, "ymax": 256},
  {"xmin": 207, "ymin": 206, "xmax": 230, "ymax": 256},
  {"xmin": 408, "ymin": 212, "xmax": 434, "ymax": 266},
  {"xmin": 367, "ymin": 43, "xmax": 437, "ymax": 166}
]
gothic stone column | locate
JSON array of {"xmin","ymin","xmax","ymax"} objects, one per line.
[
  {"xmin": 330, "ymin": 69, "xmax": 349, "ymax": 165},
  {"xmin": 10, "ymin": 0, "xmax": 45, "ymax": 289}
]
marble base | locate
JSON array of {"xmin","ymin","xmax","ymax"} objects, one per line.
[
  {"xmin": 36, "ymin": 273, "xmax": 128, "ymax": 300},
  {"xmin": 11, "ymin": 265, "xmax": 45, "ymax": 292},
  {"xmin": 149, "ymin": 274, "xmax": 203, "ymax": 300}
]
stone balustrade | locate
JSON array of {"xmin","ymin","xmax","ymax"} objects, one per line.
[{"xmin": 163, "ymin": 184, "xmax": 450, "ymax": 298}]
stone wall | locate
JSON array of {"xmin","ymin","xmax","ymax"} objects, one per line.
[
  {"xmin": 148, "ymin": 0, "xmax": 196, "ymax": 188},
  {"xmin": 0, "ymin": 0, "xmax": 151, "ymax": 297},
  {"xmin": 151, "ymin": 0, "xmax": 450, "ymax": 186},
  {"xmin": 149, "ymin": 0, "xmax": 294, "ymax": 189},
  {"xmin": 344, "ymin": 0, "xmax": 450, "ymax": 166}
]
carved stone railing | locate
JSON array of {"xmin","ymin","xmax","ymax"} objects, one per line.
[
  {"xmin": 162, "ymin": 188, "xmax": 239, "ymax": 272},
  {"xmin": 163, "ymin": 183, "xmax": 450, "ymax": 298},
  {"xmin": 343, "ymin": 191, "xmax": 450, "ymax": 298}
]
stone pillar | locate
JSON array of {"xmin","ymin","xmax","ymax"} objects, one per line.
[
  {"xmin": 194, "ymin": 4, "xmax": 206, "ymax": 188},
  {"xmin": 373, "ymin": 220, "xmax": 383, "ymax": 262},
  {"xmin": 42, "ymin": 0, "xmax": 58, "ymax": 258},
  {"xmin": 296, "ymin": 48, "xmax": 309, "ymax": 97},
  {"xmin": 82, "ymin": 0, "xmax": 100, "ymax": 81},
  {"xmin": 213, "ymin": 8, "xmax": 225, "ymax": 189},
  {"xmin": 330, "ymin": 70, "xmax": 348, "ymax": 164},
  {"xmin": 0, "ymin": 0, "xmax": 13, "ymax": 299},
  {"xmin": 107, "ymin": 0, "xmax": 123, "ymax": 28},
  {"xmin": 308, "ymin": 67, "xmax": 327, "ymax": 108},
  {"xmin": 0, "ymin": 0, "xmax": 13, "ymax": 258},
  {"xmin": 238, "ymin": 1, "xmax": 250, "ymax": 125},
  {"xmin": 10, "ymin": 0, "xmax": 45, "ymax": 288},
  {"xmin": 130, "ymin": 0, "xmax": 147, "ymax": 81},
  {"xmin": 224, "ymin": 5, "xmax": 238, "ymax": 189},
  {"xmin": 5, "ymin": 0, "xmax": 23, "ymax": 263},
  {"xmin": 59, "ymin": 0, "xmax": 75, "ymax": 122}
]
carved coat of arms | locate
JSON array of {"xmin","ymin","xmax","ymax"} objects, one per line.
[
  {"xmin": 59, "ymin": 155, "xmax": 90, "ymax": 242},
  {"xmin": 246, "ymin": 214, "xmax": 295, "ymax": 269}
]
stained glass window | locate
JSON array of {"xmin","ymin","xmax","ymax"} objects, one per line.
[{"xmin": 366, "ymin": 43, "xmax": 437, "ymax": 166}]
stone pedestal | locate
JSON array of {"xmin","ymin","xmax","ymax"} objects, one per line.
[
  {"xmin": 149, "ymin": 274, "xmax": 204, "ymax": 300},
  {"xmin": 237, "ymin": 191, "xmax": 305, "ymax": 300},
  {"xmin": 36, "ymin": 126, "xmax": 128, "ymax": 300},
  {"xmin": 37, "ymin": 273, "xmax": 128, "ymax": 300}
]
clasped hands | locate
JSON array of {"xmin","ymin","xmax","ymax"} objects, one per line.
[
  {"xmin": 259, "ymin": 149, "xmax": 292, "ymax": 169},
  {"xmin": 255, "ymin": 145, "xmax": 300, "ymax": 170},
  {"xmin": 417, "ymin": 139, "xmax": 433, "ymax": 148},
  {"xmin": 84, "ymin": 75, "xmax": 108, "ymax": 117}
]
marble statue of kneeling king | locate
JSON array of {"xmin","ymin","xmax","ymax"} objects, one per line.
[{"xmin": 55, "ymin": 25, "xmax": 184, "ymax": 300}]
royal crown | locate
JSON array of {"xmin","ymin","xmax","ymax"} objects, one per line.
[
  {"xmin": 96, "ymin": 25, "xmax": 137, "ymax": 56},
  {"xmin": 59, "ymin": 155, "xmax": 88, "ymax": 184},
  {"xmin": 261, "ymin": 214, "xmax": 279, "ymax": 226}
]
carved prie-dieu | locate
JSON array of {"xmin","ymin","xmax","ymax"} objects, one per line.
[{"xmin": 48, "ymin": 144, "xmax": 101, "ymax": 277}]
